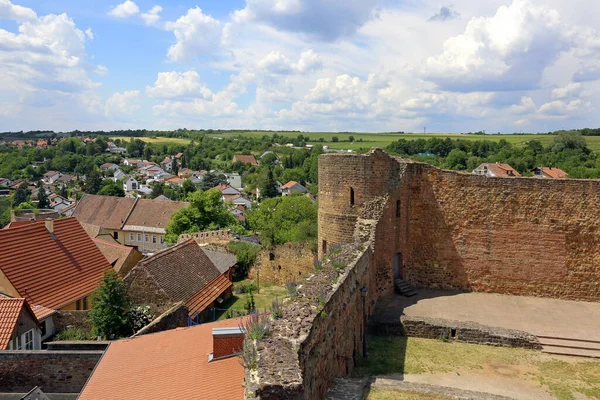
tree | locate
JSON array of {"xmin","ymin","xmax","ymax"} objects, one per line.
[
  {"xmin": 258, "ymin": 167, "xmax": 278, "ymax": 199},
  {"xmin": 150, "ymin": 182, "xmax": 165, "ymax": 199},
  {"xmin": 348, "ymin": 136, "xmax": 355, "ymax": 142},
  {"xmin": 59, "ymin": 185, "xmax": 68, "ymax": 198},
  {"xmin": 88, "ymin": 270, "xmax": 132, "ymax": 339},
  {"xmin": 98, "ymin": 181, "xmax": 125, "ymax": 197},
  {"xmin": 37, "ymin": 182, "xmax": 50, "ymax": 209},
  {"xmin": 164, "ymin": 189, "xmax": 237, "ymax": 243},
  {"xmin": 199, "ymin": 172, "xmax": 227, "ymax": 191},
  {"xmin": 12, "ymin": 183, "xmax": 30, "ymax": 208},
  {"xmin": 0, "ymin": 197, "xmax": 11, "ymax": 228},
  {"xmin": 332, "ymin": 136, "xmax": 339, "ymax": 142},
  {"xmin": 85, "ymin": 169, "xmax": 102, "ymax": 194},
  {"xmin": 181, "ymin": 179, "xmax": 196, "ymax": 198}
]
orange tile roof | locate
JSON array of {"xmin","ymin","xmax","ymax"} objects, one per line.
[
  {"xmin": 232, "ymin": 154, "xmax": 258, "ymax": 166},
  {"xmin": 281, "ymin": 180, "xmax": 298, "ymax": 190},
  {"xmin": 0, "ymin": 218, "xmax": 112, "ymax": 309},
  {"xmin": 79, "ymin": 318, "xmax": 246, "ymax": 400},
  {"xmin": 185, "ymin": 274, "xmax": 232, "ymax": 316},
  {"xmin": 93, "ymin": 238, "xmax": 143, "ymax": 277},
  {"xmin": 540, "ymin": 167, "xmax": 568, "ymax": 179},
  {"xmin": 480, "ymin": 163, "xmax": 520, "ymax": 177},
  {"xmin": 0, "ymin": 298, "xmax": 26, "ymax": 349},
  {"xmin": 31, "ymin": 304, "xmax": 57, "ymax": 321},
  {"xmin": 73, "ymin": 195, "xmax": 138, "ymax": 230},
  {"xmin": 122, "ymin": 199, "xmax": 188, "ymax": 232}
]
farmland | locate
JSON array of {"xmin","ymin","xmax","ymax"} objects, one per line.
[{"xmin": 111, "ymin": 132, "xmax": 600, "ymax": 153}]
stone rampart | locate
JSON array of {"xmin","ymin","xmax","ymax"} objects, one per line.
[
  {"xmin": 0, "ymin": 351, "xmax": 102, "ymax": 393},
  {"xmin": 178, "ymin": 229, "xmax": 235, "ymax": 243},
  {"xmin": 318, "ymin": 149, "xmax": 600, "ymax": 302},
  {"xmin": 245, "ymin": 245, "xmax": 371, "ymax": 400}
]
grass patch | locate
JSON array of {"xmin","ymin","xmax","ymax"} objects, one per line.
[
  {"xmin": 366, "ymin": 388, "xmax": 452, "ymax": 400},
  {"xmin": 217, "ymin": 279, "xmax": 287, "ymax": 321},
  {"xmin": 353, "ymin": 336, "xmax": 600, "ymax": 400}
]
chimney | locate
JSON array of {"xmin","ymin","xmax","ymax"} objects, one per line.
[
  {"xmin": 211, "ymin": 327, "xmax": 245, "ymax": 360},
  {"xmin": 45, "ymin": 218, "xmax": 54, "ymax": 234}
]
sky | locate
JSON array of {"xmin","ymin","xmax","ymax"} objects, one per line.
[{"xmin": 1, "ymin": 0, "xmax": 600, "ymax": 133}]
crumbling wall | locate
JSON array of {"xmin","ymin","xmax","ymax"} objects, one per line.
[
  {"xmin": 250, "ymin": 243, "xmax": 315, "ymax": 285},
  {"xmin": 245, "ymin": 245, "xmax": 371, "ymax": 400},
  {"xmin": 124, "ymin": 268, "xmax": 173, "ymax": 316}
]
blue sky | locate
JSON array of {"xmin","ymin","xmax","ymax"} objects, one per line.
[{"xmin": 1, "ymin": 0, "xmax": 599, "ymax": 133}]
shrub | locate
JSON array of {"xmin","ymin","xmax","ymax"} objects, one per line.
[
  {"xmin": 244, "ymin": 292, "xmax": 256, "ymax": 313},
  {"xmin": 313, "ymin": 259, "xmax": 323, "ymax": 271},
  {"xmin": 331, "ymin": 256, "xmax": 345, "ymax": 269},
  {"xmin": 320, "ymin": 310, "xmax": 329, "ymax": 318},
  {"xmin": 55, "ymin": 327, "xmax": 92, "ymax": 341},
  {"xmin": 271, "ymin": 296, "xmax": 283, "ymax": 319},
  {"xmin": 228, "ymin": 241, "xmax": 261, "ymax": 275},
  {"xmin": 241, "ymin": 310, "xmax": 270, "ymax": 340},
  {"xmin": 129, "ymin": 305, "xmax": 155, "ymax": 332},
  {"xmin": 88, "ymin": 270, "xmax": 132, "ymax": 339},
  {"xmin": 238, "ymin": 336, "xmax": 258, "ymax": 370},
  {"xmin": 286, "ymin": 281, "xmax": 298, "ymax": 299}
]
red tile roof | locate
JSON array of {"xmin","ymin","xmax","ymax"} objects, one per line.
[
  {"xmin": 93, "ymin": 238, "xmax": 143, "ymax": 277},
  {"xmin": 185, "ymin": 273, "xmax": 232, "ymax": 316},
  {"xmin": 232, "ymin": 154, "xmax": 258, "ymax": 166},
  {"xmin": 73, "ymin": 195, "xmax": 137, "ymax": 230},
  {"xmin": 540, "ymin": 167, "xmax": 568, "ymax": 179},
  {"xmin": 0, "ymin": 298, "xmax": 26, "ymax": 349},
  {"xmin": 79, "ymin": 318, "xmax": 246, "ymax": 400},
  {"xmin": 281, "ymin": 180, "xmax": 298, "ymax": 190},
  {"xmin": 122, "ymin": 199, "xmax": 187, "ymax": 233},
  {"xmin": 0, "ymin": 218, "xmax": 112, "ymax": 309},
  {"xmin": 31, "ymin": 304, "xmax": 57, "ymax": 321},
  {"xmin": 479, "ymin": 163, "xmax": 520, "ymax": 177}
]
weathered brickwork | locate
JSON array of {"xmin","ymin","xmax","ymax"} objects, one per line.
[
  {"xmin": 250, "ymin": 242, "xmax": 315, "ymax": 285},
  {"xmin": 319, "ymin": 148, "xmax": 600, "ymax": 302},
  {"xmin": 0, "ymin": 351, "xmax": 102, "ymax": 393}
]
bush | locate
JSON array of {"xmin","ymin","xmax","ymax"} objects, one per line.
[
  {"xmin": 55, "ymin": 327, "xmax": 92, "ymax": 341},
  {"xmin": 238, "ymin": 336, "xmax": 258, "ymax": 370},
  {"xmin": 244, "ymin": 292, "xmax": 256, "ymax": 313},
  {"xmin": 241, "ymin": 310, "xmax": 270, "ymax": 340},
  {"xmin": 88, "ymin": 270, "xmax": 132, "ymax": 339},
  {"xmin": 129, "ymin": 305, "xmax": 155, "ymax": 332},
  {"xmin": 270, "ymin": 296, "xmax": 283, "ymax": 319},
  {"xmin": 228, "ymin": 241, "xmax": 261, "ymax": 275}
]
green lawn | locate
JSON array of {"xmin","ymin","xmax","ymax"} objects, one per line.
[
  {"xmin": 216, "ymin": 279, "xmax": 287, "ymax": 320},
  {"xmin": 353, "ymin": 336, "xmax": 600, "ymax": 400},
  {"xmin": 109, "ymin": 132, "xmax": 600, "ymax": 153}
]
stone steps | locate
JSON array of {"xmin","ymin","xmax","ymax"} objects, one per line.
[
  {"xmin": 394, "ymin": 279, "xmax": 417, "ymax": 297},
  {"xmin": 538, "ymin": 336, "xmax": 600, "ymax": 358},
  {"xmin": 325, "ymin": 377, "xmax": 368, "ymax": 400}
]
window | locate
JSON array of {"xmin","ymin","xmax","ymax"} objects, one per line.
[
  {"xmin": 137, "ymin": 233, "xmax": 142, "ymax": 242},
  {"xmin": 10, "ymin": 336, "xmax": 19, "ymax": 350},
  {"xmin": 76, "ymin": 299, "xmax": 81, "ymax": 310},
  {"xmin": 129, "ymin": 233, "xmax": 134, "ymax": 241},
  {"xmin": 322, "ymin": 240, "xmax": 327, "ymax": 255},
  {"xmin": 132, "ymin": 183, "xmax": 137, "ymax": 190},
  {"xmin": 160, "ymin": 236, "xmax": 164, "ymax": 244},
  {"xmin": 350, "ymin": 187, "xmax": 355, "ymax": 206},
  {"xmin": 396, "ymin": 200, "xmax": 401, "ymax": 218},
  {"xmin": 152, "ymin": 235, "xmax": 157, "ymax": 244},
  {"xmin": 113, "ymin": 232, "xmax": 118, "ymax": 240},
  {"xmin": 83, "ymin": 297, "xmax": 88, "ymax": 310},
  {"xmin": 23, "ymin": 330, "xmax": 34, "ymax": 350},
  {"xmin": 40, "ymin": 320, "xmax": 47, "ymax": 337},
  {"xmin": 145, "ymin": 234, "xmax": 149, "ymax": 242}
]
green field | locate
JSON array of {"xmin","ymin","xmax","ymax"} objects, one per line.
[{"xmin": 112, "ymin": 132, "xmax": 600, "ymax": 153}]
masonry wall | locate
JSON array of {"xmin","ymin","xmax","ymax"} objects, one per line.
[
  {"xmin": 124, "ymin": 267, "xmax": 174, "ymax": 316},
  {"xmin": 403, "ymin": 165, "xmax": 600, "ymax": 300},
  {"xmin": 0, "ymin": 351, "xmax": 102, "ymax": 393},
  {"xmin": 250, "ymin": 242, "xmax": 315, "ymax": 285},
  {"xmin": 318, "ymin": 149, "xmax": 600, "ymax": 302}
]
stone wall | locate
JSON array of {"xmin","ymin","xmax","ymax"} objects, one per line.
[
  {"xmin": 178, "ymin": 229, "xmax": 234, "ymax": 243},
  {"xmin": 250, "ymin": 242, "xmax": 315, "ymax": 285},
  {"xmin": 124, "ymin": 267, "xmax": 174, "ymax": 316},
  {"xmin": 318, "ymin": 149, "xmax": 600, "ymax": 302},
  {"xmin": 245, "ymin": 245, "xmax": 371, "ymax": 400},
  {"xmin": 54, "ymin": 310, "xmax": 92, "ymax": 334},
  {"xmin": 133, "ymin": 301, "xmax": 188, "ymax": 336},
  {"xmin": 0, "ymin": 351, "xmax": 102, "ymax": 393},
  {"xmin": 371, "ymin": 315, "xmax": 541, "ymax": 349}
]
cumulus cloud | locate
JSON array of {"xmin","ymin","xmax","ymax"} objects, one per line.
[
  {"xmin": 429, "ymin": 6, "xmax": 460, "ymax": 22},
  {"xmin": 551, "ymin": 82, "xmax": 581, "ymax": 99},
  {"xmin": 538, "ymin": 99, "xmax": 583, "ymax": 117},
  {"xmin": 232, "ymin": 0, "xmax": 380, "ymax": 41},
  {"xmin": 0, "ymin": 0, "xmax": 36, "ymax": 21},
  {"xmin": 141, "ymin": 5, "xmax": 162, "ymax": 26},
  {"xmin": 257, "ymin": 49, "xmax": 322, "ymax": 75},
  {"xmin": 424, "ymin": 0, "xmax": 567, "ymax": 92},
  {"xmin": 85, "ymin": 28, "xmax": 94, "ymax": 40},
  {"xmin": 109, "ymin": 0, "xmax": 139, "ymax": 18},
  {"xmin": 105, "ymin": 90, "xmax": 141, "ymax": 120},
  {"xmin": 165, "ymin": 7, "xmax": 222, "ymax": 62},
  {"xmin": 145, "ymin": 71, "xmax": 212, "ymax": 99},
  {"xmin": 508, "ymin": 96, "xmax": 537, "ymax": 114}
]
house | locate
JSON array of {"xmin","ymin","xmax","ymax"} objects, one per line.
[
  {"xmin": 160, "ymin": 157, "xmax": 174, "ymax": 171},
  {"xmin": 178, "ymin": 168, "xmax": 194, "ymax": 178},
  {"xmin": 532, "ymin": 166, "xmax": 568, "ymax": 179},
  {"xmin": 224, "ymin": 194, "xmax": 252, "ymax": 210},
  {"xmin": 42, "ymin": 171, "xmax": 62, "ymax": 185},
  {"xmin": 78, "ymin": 318, "xmax": 246, "ymax": 400},
  {"xmin": 0, "ymin": 178, "xmax": 12, "ymax": 187},
  {"xmin": 123, "ymin": 177, "xmax": 139, "ymax": 191},
  {"xmin": 202, "ymin": 248, "xmax": 237, "ymax": 280},
  {"xmin": 155, "ymin": 194, "xmax": 170, "ymax": 201},
  {"xmin": 125, "ymin": 239, "xmax": 233, "ymax": 317},
  {"xmin": 232, "ymin": 154, "xmax": 259, "ymax": 166},
  {"xmin": 59, "ymin": 202, "xmax": 77, "ymax": 217},
  {"xmin": 92, "ymin": 239, "xmax": 144, "ymax": 277},
  {"xmin": 174, "ymin": 152, "xmax": 183, "ymax": 160},
  {"xmin": 55, "ymin": 173, "xmax": 76, "ymax": 186},
  {"xmin": 260, "ymin": 151, "xmax": 280, "ymax": 163},
  {"xmin": 226, "ymin": 173, "xmax": 243, "ymax": 190},
  {"xmin": 73, "ymin": 195, "xmax": 188, "ymax": 253},
  {"xmin": 113, "ymin": 169, "xmax": 127, "ymax": 182},
  {"xmin": 165, "ymin": 176, "xmax": 184, "ymax": 188},
  {"xmin": 49, "ymin": 194, "xmax": 73, "ymax": 212},
  {"xmin": 0, "ymin": 218, "xmax": 112, "ymax": 314},
  {"xmin": 123, "ymin": 159, "xmax": 144, "ymax": 168},
  {"xmin": 137, "ymin": 165, "xmax": 165, "ymax": 179},
  {"xmin": 472, "ymin": 162, "xmax": 521, "ymax": 178},
  {"xmin": 0, "ymin": 298, "xmax": 42, "ymax": 350},
  {"xmin": 215, "ymin": 183, "xmax": 241, "ymax": 196},
  {"xmin": 281, "ymin": 180, "xmax": 309, "ymax": 196},
  {"xmin": 100, "ymin": 163, "xmax": 119, "ymax": 172}
]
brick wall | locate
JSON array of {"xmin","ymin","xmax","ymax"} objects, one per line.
[
  {"xmin": 0, "ymin": 351, "xmax": 102, "ymax": 393},
  {"xmin": 318, "ymin": 149, "xmax": 600, "ymax": 302},
  {"xmin": 250, "ymin": 242, "xmax": 315, "ymax": 285}
]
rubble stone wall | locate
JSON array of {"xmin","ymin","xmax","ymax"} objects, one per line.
[{"xmin": 250, "ymin": 242, "xmax": 315, "ymax": 285}]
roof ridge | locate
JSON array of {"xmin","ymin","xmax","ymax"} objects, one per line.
[
  {"xmin": 137, "ymin": 239, "xmax": 196, "ymax": 267},
  {"xmin": 121, "ymin": 197, "xmax": 140, "ymax": 229},
  {"xmin": 92, "ymin": 238, "xmax": 134, "ymax": 251}
]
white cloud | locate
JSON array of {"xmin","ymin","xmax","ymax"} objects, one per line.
[
  {"xmin": 0, "ymin": 0, "xmax": 36, "ymax": 22},
  {"xmin": 232, "ymin": 0, "xmax": 380, "ymax": 41},
  {"xmin": 257, "ymin": 49, "xmax": 322, "ymax": 75},
  {"xmin": 424, "ymin": 0, "xmax": 567, "ymax": 92},
  {"xmin": 508, "ymin": 96, "xmax": 537, "ymax": 114},
  {"xmin": 146, "ymin": 71, "xmax": 212, "ymax": 99},
  {"xmin": 551, "ymin": 82, "xmax": 581, "ymax": 99},
  {"xmin": 538, "ymin": 99, "xmax": 583, "ymax": 116},
  {"xmin": 165, "ymin": 7, "xmax": 222, "ymax": 62},
  {"xmin": 105, "ymin": 90, "xmax": 141, "ymax": 120},
  {"xmin": 141, "ymin": 5, "xmax": 162, "ymax": 26},
  {"xmin": 429, "ymin": 6, "xmax": 460, "ymax": 22},
  {"xmin": 85, "ymin": 28, "xmax": 94, "ymax": 40},
  {"xmin": 94, "ymin": 65, "xmax": 108, "ymax": 76},
  {"xmin": 109, "ymin": 0, "xmax": 139, "ymax": 18}
]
